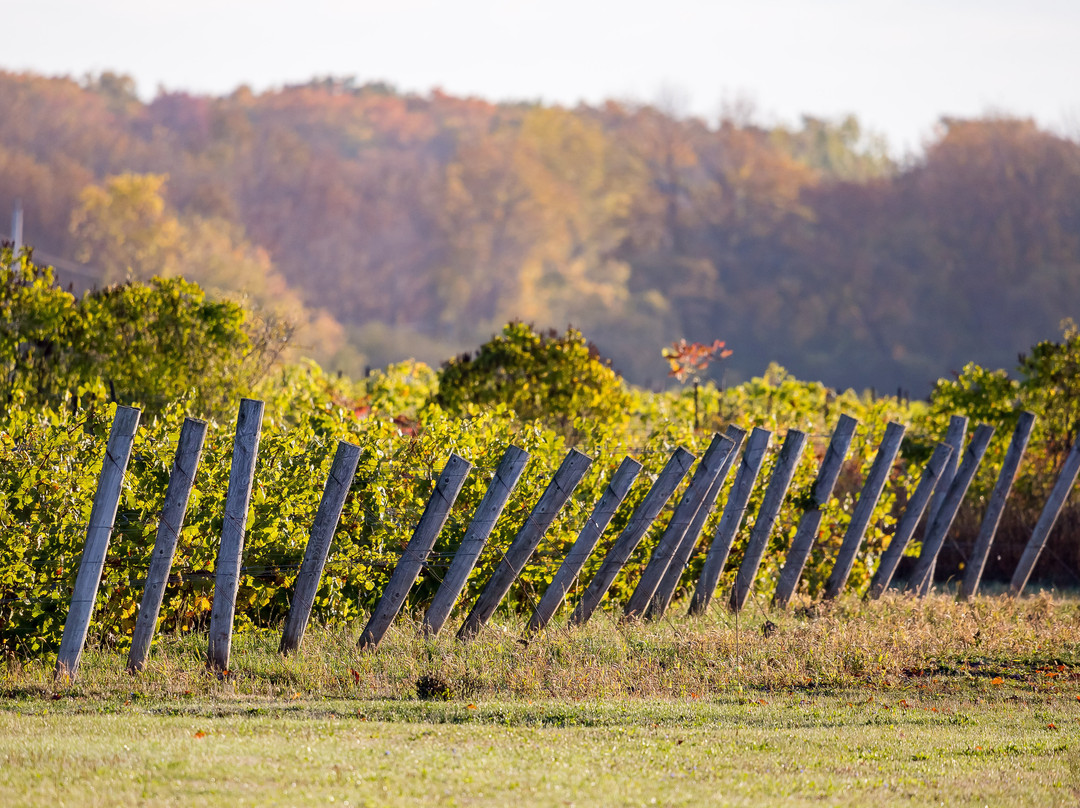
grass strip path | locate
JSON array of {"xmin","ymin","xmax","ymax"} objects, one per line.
[{"xmin": 0, "ymin": 695, "xmax": 1078, "ymax": 807}]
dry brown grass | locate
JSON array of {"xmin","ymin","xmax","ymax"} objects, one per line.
[{"xmin": 3, "ymin": 592, "xmax": 1079, "ymax": 703}]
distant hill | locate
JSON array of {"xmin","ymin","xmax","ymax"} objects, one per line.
[{"xmin": 2, "ymin": 70, "xmax": 1079, "ymax": 393}]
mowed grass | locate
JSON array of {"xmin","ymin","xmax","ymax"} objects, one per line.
[{"xmin": 2, "ymin": 593, "xmax": 1080, "ymax": 806}]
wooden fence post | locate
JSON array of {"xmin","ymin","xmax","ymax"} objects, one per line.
[
  {"xmin": 927, "ymin": 416, "xmax": 968, "ymax": 527},
  {"xmin": 959, "ymin": 412, "xmax": 1036, "ymax": 600},
  {"xmin": 731, "ymin": 429, "xmax": 808, "ymax": 612},
  {"xmin": 646, "ymin": 425, "xmax": 746, "ymax": 620},
  {"xmin": 822, "ymin": 421, "xmax": 906, "ymax": 599},
  {"xmin": 358, "ymin": 454, "xmax": 472, "ymax": 649},
  {"xmin": 908, "ymin": 424, "xmax": 995, "ymax": 595},
  {"xmin": 688, "ymin": 428, "xmax": 771, "ymax": 616},
  {"xmin": 865, "ymin": 442, "xmax": 954, "ymax": 598},
  {"xmin": 422, "ymin": 446, "xmax": 529, "ymax": 637},
  {"xmin": 1009, "ymin": 433, "xmax": 1080, "ymax": 596},
  {"xmin": 458, "ymin": 449, "xmax": 592, "ymax": 640},
  {"xmin": 525, "ymin": 456, "xmax": 642, "ymax": 635},
  {"xmin": 55, "ymin": 405, "xmax": 141, "ymax": 679},
  {"xmin": 127, "ymin": 417, "xmax": 206, "ymax": 673},
  {"xmin": 569, "ymin": 448, "xmax": 695, "ymax": 626},
  {"xmin": 919, "ymin": 415, "xmax": 968, "ymax": 589},
  {"xmin": 207, "ymin": 399, "xmax": 264, "ymax": 672},
  {"xmin": 772, "ymin": 414, "xmax": 858, "ymax": 609},
  {"xmin": 623, "ymin": 434, "xmax": 734, "ymax": 619},
  {"xmin": 278, "ymin": 440, "xmax": 363, "ymax": 655}
]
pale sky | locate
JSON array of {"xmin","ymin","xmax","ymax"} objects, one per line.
[{"xmin": 4, "ymin": 0, "xmax": 1078, "ymax": 154}]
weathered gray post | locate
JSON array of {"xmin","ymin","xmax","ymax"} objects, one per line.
[
  {"xmin": 458, "ymin": 449, "xmax": 592, "ymax": 640},
  {"xmin": 927, "ymin": 416, "xmax": 968, "ymax": 526},
  {"xmin": 908, "ymin": 424, "xmax": 995, "ymax": 595},
  {"xmin": 688, "ymin": 428, "xmax": 772, "ymax": 616},
  {"xmin": 960, "ymin": 412, "xmax": 1036, "ymax": 600},
  {"xmin": 569, "ymin": 448, "xmax": 696, "ymax": 626},
  {"xmin": 865, "ymin": 442, "xmax": 954, "ymax": 598},
  {"xmin": 822, "ymin": 421, "xmax": 906, "ymax": 599},
  {"xmin": 731, "ymin": 429, "xmax": 808, "ymax": 612},
  {"xmin": 646, "ymin": 425, "xmax": 746, "ymax": 620},
  {"xmin": 55, "ymin": 405, "xmax": 141, "ymax": 679},
  {"xmin": 358, "ymin": 454, "xmax": 472, "ymax": 649},
  {"xmin": 279, "ymin": 441, "xmax": 363, "ymax": 655},
  {"xmin": 422, "ymin": 446, "xmax": 529, "ymax": 637},
  {"xmin": 207, "ymin": 399, "xmax": 264, "ymax": 672},
  {"xmin": 772, "ymin": 414, "xmax": 858, "ymax": 609},
  {"xmin": 920, "ymin": 415, "xmax": 968, "ymax": 589},
  {"xmin": 127, "ymin": 417, "xmax": 207, "ymax": 672},
  {"xmin": 526, "ymin": 457, "xmax": 642, "ymax": 634},
  {"xmin": 623, "ymin": 434, "xmax": 734, "ymax": 618},
  {"xmin": 1010, "ymin": 434, "xmax": 1080, "ymax": 596}
]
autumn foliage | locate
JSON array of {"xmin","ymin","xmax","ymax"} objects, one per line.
[{"xmin": 1, "ymin": 71, "xmax": 1079, "ymax": 393}]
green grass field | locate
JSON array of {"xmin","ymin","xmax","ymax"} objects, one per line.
[{"xmin": 2, "ymin": 594, "xmax": 1079, "ymax": 806}]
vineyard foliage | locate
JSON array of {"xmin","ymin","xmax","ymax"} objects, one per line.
[{"xmin": 1, "ymin": 257, "xmax": 1079, "ymax": 659}]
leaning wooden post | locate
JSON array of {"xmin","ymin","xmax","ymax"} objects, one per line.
[
  {"xmin": 55, "ymin": 405, "xmax": 141, "ymax": 680},
  {"xmin": 731, "ymin": 429, "xmax": 807, "ymax": 612},
  {"xmin": 688, "ymin": 428, "xmax": 771, "ymax": 616},
  {"xmin": 458, "ymin": 449, "xmax": 592, "ymax": 640},
  {"xmin": 908, "ymin": 423, "xmax": 995, "ymax": 595},
  {"xmin": 646, "ymin": 425, "xmax": 746, "ymax": 620},
  {"xmin": 866, "ymin": 442, "xmax": 954, "ymax": 598},
  {"xmin": 526, "ymin": 457, "xmax": 642, "ymax": 635},
  {"xmin": 207, "ymin": 398, "xmax": 264, "ymax": 672},
  {"xmin": 1009, "ymin": 434, "xmax": 1080, "ymax": 596},
  {"xmin": 822, "ymin": 421, "xmax": 906, "ymax": 600},
  {"xmin": 959, "ymin": 412, "xmax": 1036, "ymax": 600},
  {"xmin": 569, "ymin": 448, "xmax": 695, "ymax": 626},
  {"xmin": 927, "ymin": 416, "xmax": 968, "ymax": 527},
  {"xmin": 358, "ymin": 454, "xmax": 472, "ymax": 650},
  {"xmin": 127, "ymin": 417, "xmax": 207, "ymax": 673},
  {"xmin": 422, "ymin": 446, "xmax": 529, "ymax": 637},
  {"xmin": 623, "ymin": 434, "xmax": 734, "ymax": 619},
  {"xmin": 279, "ymin": 440, "xmax": 363, "ymax": 655},
  {"xmin": 772, "ymin": 414, "xmax": 858, "ymax": 610},
  {"xmin": 920, "ymin": 415, "xmax": 968, "ymax": 589}
]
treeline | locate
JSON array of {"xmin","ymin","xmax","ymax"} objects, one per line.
[{"xmin": 2, "ymin": 70, "xmax": 1079, "ymax": 393}]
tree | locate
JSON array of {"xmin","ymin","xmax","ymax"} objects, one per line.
[{"xmin": 434, "ymin": 322, "xmax": 630, "ymax": 433}]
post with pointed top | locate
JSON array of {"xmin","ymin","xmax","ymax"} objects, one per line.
[
  {"xmin": 207, "ymin": 398, "xmax": 264, "ymax": 672},
  {"xmin": 279, "ymin": 440, "xmax": 363, "ymax": 655},
  {"xmin": 127, "ymin": 417, "xmax": 207, "ymax": 672},
  {"xmin": 55, "ymin": 405, "xmax": 141, "ymax": 680}
]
